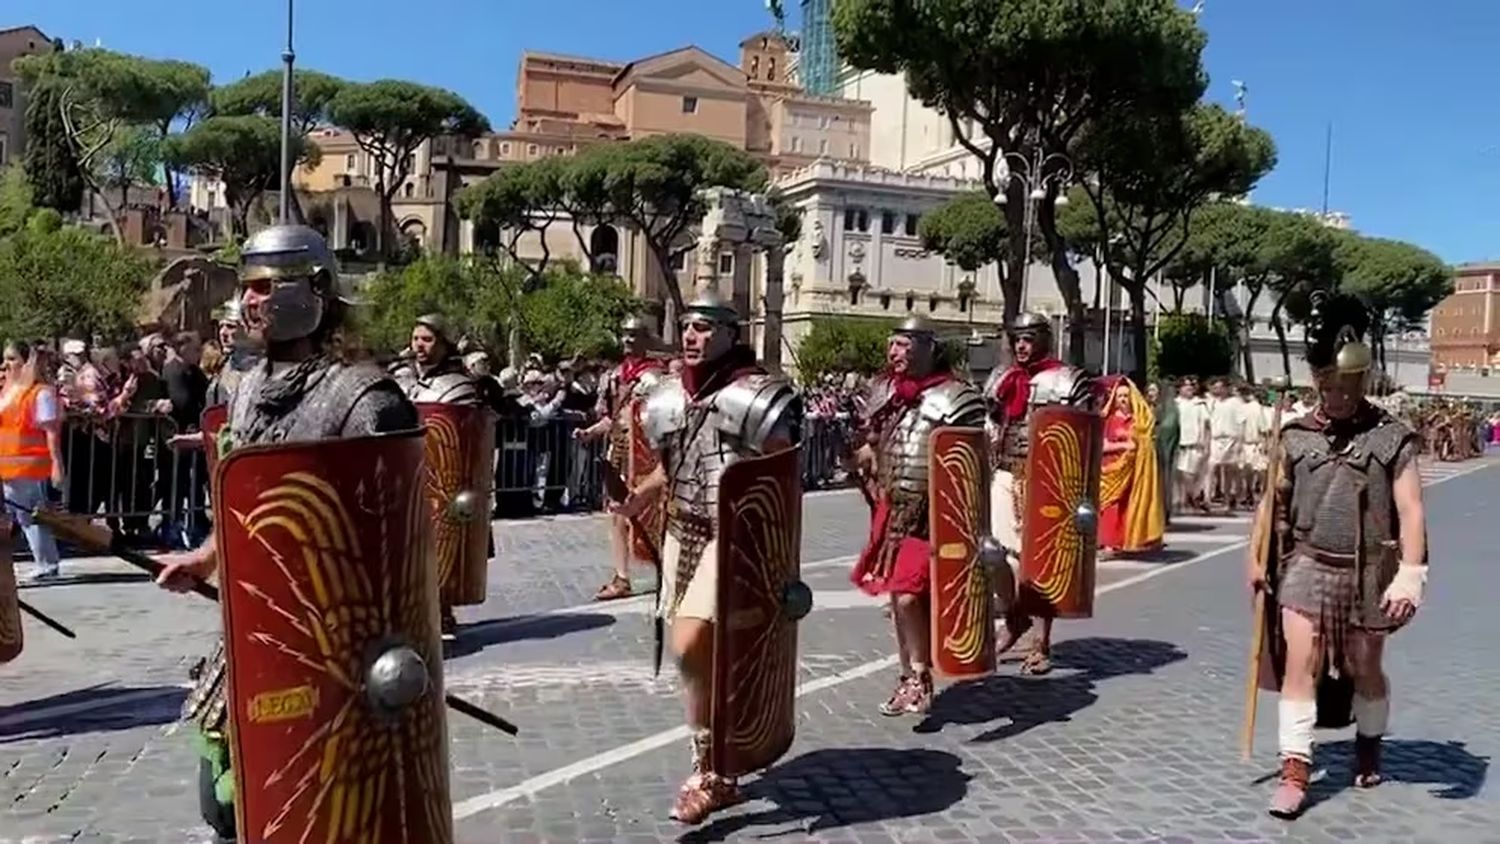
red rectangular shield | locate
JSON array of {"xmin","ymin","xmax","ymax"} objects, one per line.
[
  {"xmin": 417, "ymin": 403, "xmax": 496, "ymax": 607},
  {"xmin": 200, "ymin": 404, "xmax": 228, "ymax": 473},
  {"xmin": 0, "ymin": 528, "xmax": 20, "ymax": 664},
  {"xmin": 1019, "ymin": 405, "xmax": 1104, "ymax": 619},
  {"xmin": 711, "ymin": 446, "xmax": 805, "ymax": 777},
  {"xmin": 627, "ymin": 400, "xmax": 664, "ymax": 564},
  {"xmin": 214, "ymin": 432, "xmax": 452, "ymax": 844},
  {"xmin": 927, "ymin": 426, "xmax": 995, "ymax": 679}
]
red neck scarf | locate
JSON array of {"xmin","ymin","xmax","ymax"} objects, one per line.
[
  {"xmin": 890, "ymin": 369, "xmax": 952, "ymax": 407},
  {"xmin": 995, "ymin": 356, "xmax": 1063, "ymax": 418},
  {"xmin": 682, "ymin": 345, "xmax": 760, "ymax": 400},
  {"xmin": 619, "ymin": 354, "xmax": 656, "ymax": 386}
]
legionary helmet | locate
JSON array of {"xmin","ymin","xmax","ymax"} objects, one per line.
[
  {"xmin": 1007, "ymin": 311, "xmax": 1054, "ymax": 357},
  {"xmin": 414, "ymin": 313, "xmax": 454, "ymax": 346},
  {"xmin": 240, "ymin": 225, "xmax": 342, "ymax": 343},
  {"xmin": 890, "ymin": 315, "xmax": 938, "ymax": 372},
  {"xmin": 213, "ymin": 297, "xmax": 242, "ymax": 327},
  {"xmin": 681, "ymin": 287, "xmax": 740, "ymax": 328}
]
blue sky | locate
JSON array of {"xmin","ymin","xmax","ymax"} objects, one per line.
[{"xmin": 7, "ymin": 1, "xmax": 1493, "ymax": 264}]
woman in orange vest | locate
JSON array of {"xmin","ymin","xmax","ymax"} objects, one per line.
[{"xmin": 1, "ymin": 341, "xmax": 65, "ymax": 580}]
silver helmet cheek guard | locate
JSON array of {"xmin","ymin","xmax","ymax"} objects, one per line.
[{"xmin": 261, "ymin": 277, "xmax": 327, "ymax": 343}]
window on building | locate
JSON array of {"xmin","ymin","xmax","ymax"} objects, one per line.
[
  {"xmin": 768, "ymin": 58, "xmax": 776, "ymax": 80},
  {"xmin": 905, "ymin": 294, "xmax": 916, "ymax": 312},
  {"xmin": 0, "ymin": 134, "xmax": 7, "ymax": 166},
  {"xmin": 819, "ymin": 115, "xmax": 830, "ymax": 129},
  {"xmin": 750, "ymin": 56, "xmax": 760, "ymax": 78},
  {"xmin": 404, "ymin": 183, "xmax": 415, "ymax": 198},
  {"xmin": 0, "ymin": 81, "xmax": 12, "ymax": 110},
  {"xmin": 345, "ymin": 154, "xmax": 356, "ymax": 171},
  {"xmin": 857, "ymin": 210, "xmax": 869, "ymax": 232},
  {"xmin": 791, "ymin": 135, "xmax": 803, "ymax": 154},
  {"xmin": 844, "ymin": 208, "xmax": 856, "ymax": 230},
  {"xmin": 850, "ymin": 143, "xmax": 860, "ymax": 159},
  {"xmin": 527, "ymin": 144, "xmax": 539, "ymax": 157},
  {"xmin": 719, "ymin": 253, "xmax": 734, "ymax": 274},
  {"xmin": 668, "ymin": 251, "xmax": 687, "ymax": 271},
  {"xmin": 500, "ymin": 142, "xmax": 512, "ymax": 156},
  {"xmin": 819, "ymin": 138, "xmax": 829, "ymax": 156},
  {"xmin": 682, "ymin": 96, "xmax": 699, "ymax": 114},
  {"xmin": 473, "ymin": 140, "xmax": 485, "ymax": 158},
  {"xmin": 905, "ymin": 214, "xmax": 920, "ymax": 236}
]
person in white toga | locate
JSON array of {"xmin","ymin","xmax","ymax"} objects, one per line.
[
  {"xmin": 1237, "ymin": 384, "xmax": 1269, "ymax": 509},
  {"xmin": 1174, "ymin": 378, "xmax": 1211, "ymax": 513},
  {"xmin": 1206, "ymin": 377, "xmax": 1245, "ymax": 507}
]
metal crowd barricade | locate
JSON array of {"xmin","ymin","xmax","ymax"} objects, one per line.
[
  {"xmin": 491, "ymin": 415, "xmax": 606, "ymax": 518},
  {"xmin": 58, "ymin": 411, "xmax": 212, "ymax": 551}
]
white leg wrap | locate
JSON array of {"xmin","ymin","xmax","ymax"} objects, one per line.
[
  {"xmin": 1278, "ymin": 698, "xmax": 1317, "ymax": 762},
  {"xmin": 1353, "ymin": 695, "xmax": 1390, "ymax": 737}
]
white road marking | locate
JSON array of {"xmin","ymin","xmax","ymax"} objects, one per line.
[
  {"xmin": 1159, "ymin": 531, "xmax": 1246, "ymax": 545},
  {"xmin": 451, "ymin": 459, "xmax": 1492, "ymax": 819}
]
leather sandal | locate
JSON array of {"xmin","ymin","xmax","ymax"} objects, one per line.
[{"xmin": 595, "ymin": 574, "xmax": 632, "ymax": 601}]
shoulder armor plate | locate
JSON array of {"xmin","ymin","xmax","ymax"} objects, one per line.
[
  {"xmin": 642, "ymin": 375, "xmax": 688, "ymax": 449},
  {"xmin": 714, "ymin": 373, "xmax": 800, "ymax": 451},
  {"xmin": 1030, "ymin": 366, "xmax": 1092, "ymax": 407},
  {"xmin": 918, "ymin": 380, "xmax": 987, "ymax": 428},
  {"xmin": 863, "ymin": 375, "xmax": 896, "ymax": 423}
]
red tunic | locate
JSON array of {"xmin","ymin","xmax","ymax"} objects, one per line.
[{"xmin": 850, "ymin": 371, "xmax": 959, "ymax": 597}]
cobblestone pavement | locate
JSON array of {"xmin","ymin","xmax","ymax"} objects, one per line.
[{"xmin": 2, "ymin": 461, "xmax": 1496, "ymax": 843}]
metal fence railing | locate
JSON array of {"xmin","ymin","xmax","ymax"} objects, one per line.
[{"xmin": 33, "ymin": 412, "xmax": 856, "ymax": 553}]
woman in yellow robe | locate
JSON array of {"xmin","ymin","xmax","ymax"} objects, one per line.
[{"xmin": 1098, "ymin": 376, "xmax": 1166, "ymax": 555}]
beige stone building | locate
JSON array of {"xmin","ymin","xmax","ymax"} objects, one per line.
[
  {"xmin": 0, "ymin": 26, "xmax": 54, "ymax": 168},
  {"xmin": 1432, "ymin": 263, "xmax": 1500, "ymax": 370}
]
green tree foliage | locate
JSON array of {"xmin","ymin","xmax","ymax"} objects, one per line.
[
  {"xmin": 794, "ymin": 317, "xmax": 893, "ymax": 385},
  {"xmin": 14, "ymin": 49, "xmax": 210, "ymax": 237},
  {"xmin": 919, "ymin": 192, "xmax": 1008, "ymax": 272},
  {"xmin": 0, "ymin": 167, "xmax": 35, "ymax": 238},
  {"xmin": 96, "ymin": 124, "xmax": 162, "ymax": 208},
  {"xmin": 362, "ymin": 255, "xmax": 514, "ymax": 354},
  {"xmin": 22, "ymin": 81, "xmax": 85, "ymax": 213},
  {"xmin": 518, "ymin": 270, "xmax": 641, "ymax": 361},
  {"xmin": 595, "ymin": 135, "xmax": 767, "ymax": 316},
  {"xmin": 328, "ymin": 80, "xmax": 489, "ymax": 258},
  {"xmin": 1153, "ymin": 313, "xmax": 1231, "ymax": 381},
  {"xmin": 1072, "ymin": 103, "xmax": 1277, "ymax": 383},
  {"xmin": 165, "ymin": 115, "xmax": 310, "ymax": 238},
  {"xmin": 0, "ymin": 224, "xmax": 152, "ymax": 342},
  {"xmin": 455, "ymin": 159, "xmax": 563, "ymax": 273},
  {"xmin": 1333, "ymin": 234, "xmax": 1451, "ymax": 371},
  {"xmin": 211, "ymin": 69, "xmax": 346, "ymax": 136},
  {"xmin": 457, "ymin": 135, "xmax": 768, "ymax": 321},
  {"xmin": 211, "ymin": 69, "xmax": 343, "ymax": 224},
  {"xmin": 833, "ymin": 0, "xmax": 1207, "ymax": 362}
]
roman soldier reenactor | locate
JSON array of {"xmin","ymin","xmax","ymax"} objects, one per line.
[
  {"xmin": 1251, "ymin": 292, "xmax": 1429, "ymax": 819},
  {"xmin": 573, "ymin": 315, "xmax": 665, "ymax": 600},
  {"xmin": 392, "ymin": 314, "xmax": 492, "ymax": 643},
  {"xmin": 850, "ymin": 316, "xmax": 990, "ymax": 715},
  {"xmin": 615, "ymin": 288, "xmax": 809, "ymax": 825},
  {"xmin": 986, "ymin": 312, "xmax": 1102, "ymax": 676},
  {"xmin": 154, "ymin": 225, "xmax": 445, "ymax": 842}
]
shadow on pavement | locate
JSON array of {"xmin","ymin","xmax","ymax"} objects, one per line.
[
  {"xmin": 0, "ymin": 683, "xmax": 187, "ymax": 742},
  {"xmin": 446, "ymin": 612, "xmax": 616, "ymax": 659},
  {"xmin": 1109, "ymin": 548, "xmax": 1203, "ymax": 565},
  {"xmin": 678, "ymin": 747, "xmax": 969, "ymax": 842},
  {"xmin": 916, "ymin": 637, "xmax": 1188, "ymax": 742},
  {"xmin": 1300, "ymin": 738, "xmax": 1490, "ymax": 812}
]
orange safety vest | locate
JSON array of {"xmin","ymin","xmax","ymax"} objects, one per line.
[{"xmin": 0, "ymin": 385, "xmax": 53, "ymax": 481}]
